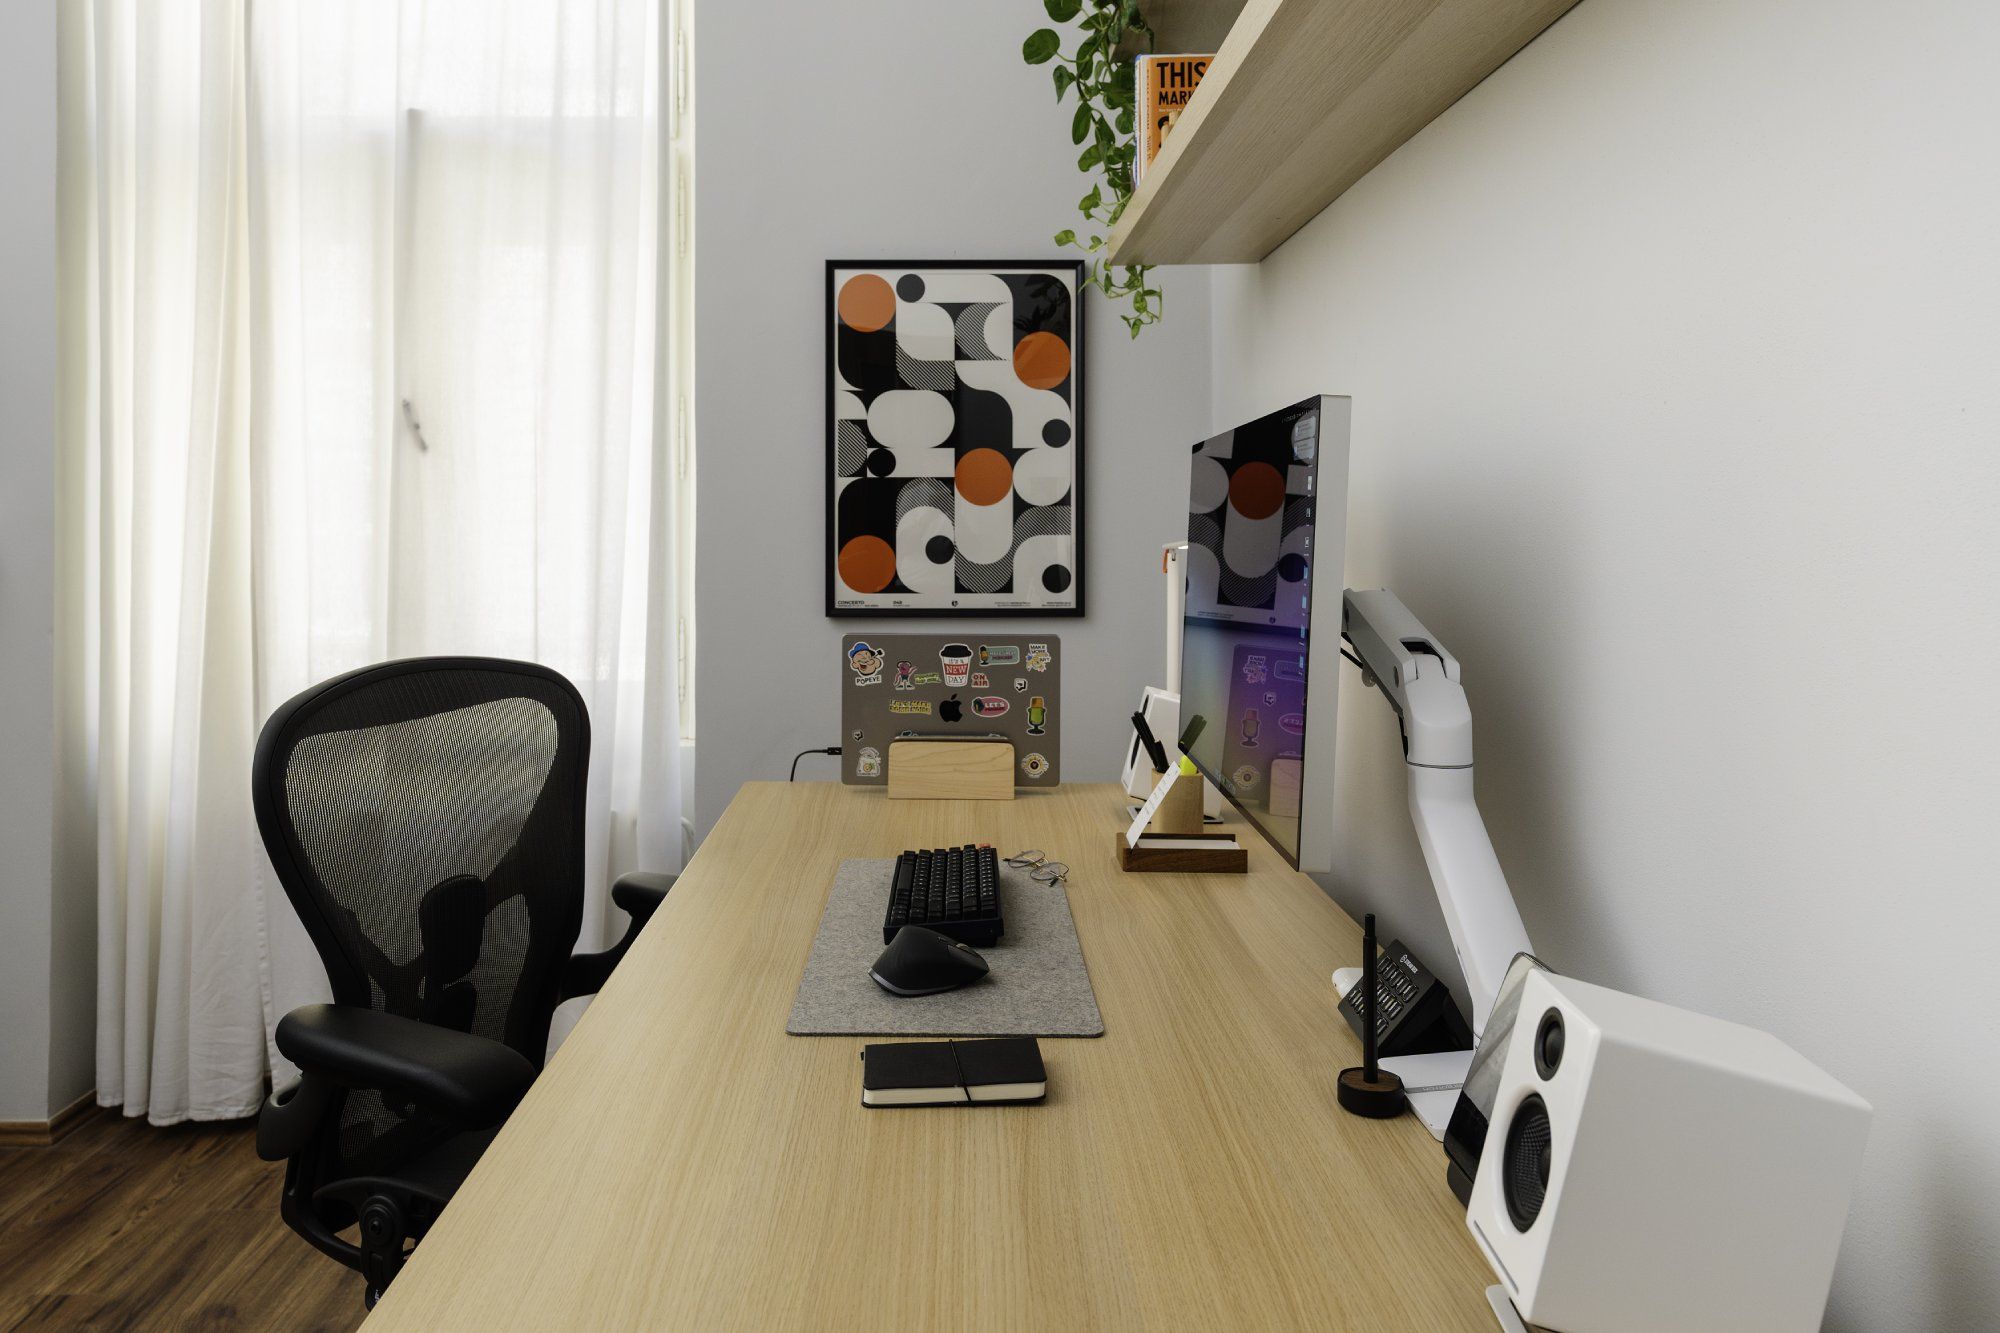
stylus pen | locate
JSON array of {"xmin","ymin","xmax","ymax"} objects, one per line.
[
  {"xmin": 1361, "ymin": 913, "xmax": 1380, "ymax": 1081},
  {"xmin": 1131, "ymin": 711, "xmax": 1169, "ymax": 773}
]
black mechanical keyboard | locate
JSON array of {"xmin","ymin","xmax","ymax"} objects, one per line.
[{"xmin": 883, "ymin": 844, "xmax": 1004, "ymax": 946}]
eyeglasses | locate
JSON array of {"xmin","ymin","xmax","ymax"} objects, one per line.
[{"xmin": 1004, "ymin": 850, "xmax": 1069, "ymax": 884}]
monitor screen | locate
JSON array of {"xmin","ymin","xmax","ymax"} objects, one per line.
[{"xmin": 1177, "ymin": 397, "xmax": 1339, "ymax": 867}]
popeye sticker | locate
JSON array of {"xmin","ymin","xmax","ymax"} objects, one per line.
[
  {"xmin": 847, "ymin": 641, "xmax": 884, "ymax": 686},
  {"xmin": 855, "ymin": 747, "xmax": 883, "ymax": 778},
  {"xmin": 1020, "ymin": 752, "xmax": 1049, "ymax": 779},
  {"xmin": 1026, "ymin": 643, "xmax": 1052, "ymax": 673},
  {"xmin": 893, "ymin": 661, "xmax": 916, "ymax": 690}
]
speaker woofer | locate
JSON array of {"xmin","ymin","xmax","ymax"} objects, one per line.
[{"xmin": 1503, "ymin": 1093, "xmax": 1554, "ymax": 1232}]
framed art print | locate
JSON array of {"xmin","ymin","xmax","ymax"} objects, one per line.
[{"xmin": 827, "ymin": 260, "xmax": 1085, "ymax": 617}]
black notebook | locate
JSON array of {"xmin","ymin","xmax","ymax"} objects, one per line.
[{"xmin": 860, "ymin": 1037, "xmax": 1047, "ymax": 1108}]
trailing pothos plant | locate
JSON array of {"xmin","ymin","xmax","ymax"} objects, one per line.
[{"xmin": 1023, "ymin": 0, "xmax": 1163, "ymax": 337}]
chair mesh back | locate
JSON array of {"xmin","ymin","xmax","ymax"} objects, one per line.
[{"xmin": 255, "ymin": 660, "xmax": 589, "ymax": 1173}]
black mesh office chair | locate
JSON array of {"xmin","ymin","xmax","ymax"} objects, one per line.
[{"xmin": 251, "ymin": 657, "xmax": 673, "ymax": 1306}]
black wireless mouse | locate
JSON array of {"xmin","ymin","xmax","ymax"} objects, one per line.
[{"xmin": 870, "ymin": 926, "xmax": 990, "ymax": 997}]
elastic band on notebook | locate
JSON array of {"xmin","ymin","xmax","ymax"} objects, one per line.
[{"xmin": 947, "ymin": 1040, "xmax": 971, "ymax": 1100}]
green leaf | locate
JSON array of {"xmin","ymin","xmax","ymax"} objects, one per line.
[
  {"xmin": 1087, "ymin": 235, "xmax": 1103, "ymax": 251},
  {"xmin": 1071, "ymin": 103, "xmax": 1092, "ymax": 145},
  {"xmin": 1052, "ymin": 65, "xmax": 1075, "ymax": 100},
  {"xmin": 1022, "ymin": 29, "xmax": 1060, "ymax": 64},
  {"xmin": 1044, "ymin": 0, "xmax": 1082, "ymax": 20},
  {"xmin": 1132, "ymin": 290, "xmax": 1148, "ymax": 313},
  {"xmin": 1054, "ymin": 228, "xmax": 1076, "ymax": 246},
  {"xmin": 1095, "ymin": 119, "xmax": 1116, "ymax": 151},
  {"xmin": 1079, "ymin": 184, "xmax": 1103, "ymax": 213},
  {"xmin": 1077, "ymin": 142, "xmax": 1102, "ymax": 170},
  {"xmin": 1116, "ymin": 106, "xmax": 1134, "ymax": 134}
]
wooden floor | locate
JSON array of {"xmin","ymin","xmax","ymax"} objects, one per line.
[{"xmin": 0, "ymin": 1111, "xmax": 361, "ymax": 1331}]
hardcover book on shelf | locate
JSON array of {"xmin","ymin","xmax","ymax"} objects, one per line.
[{"xmin": 1135, "ymin": 53, "xmax": 1214, "ymax": 184}]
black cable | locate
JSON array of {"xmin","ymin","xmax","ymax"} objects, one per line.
[
  {"xmin": 1340, "ymin": 647, "xmax": 1366, "ymax": 671},
  {"xmin": 789, "ymin": 746, "xmax": 842, "ymax": 781}
]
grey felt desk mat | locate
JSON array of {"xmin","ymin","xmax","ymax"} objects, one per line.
[{"xmin": 787, "ymin": 858, "xmax": 1104, "ymax": 1037}]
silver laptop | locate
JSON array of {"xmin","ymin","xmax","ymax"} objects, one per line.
[{"xmin": 840, "ymin": 634, "xmax": 1061, "ymax": 787}]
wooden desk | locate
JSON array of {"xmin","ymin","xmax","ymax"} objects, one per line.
[{"xmin": 367, "ymin": 783, "xmax": 1496, "ymax": 1330}]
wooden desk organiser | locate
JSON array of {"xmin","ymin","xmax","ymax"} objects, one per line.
[
  {"xmin": 1118, "ymin": 767, "xmax": 1245, "ymax": 871},
  {"xmin": 1139, "ymin": 767, "xmax": 1205, "ymax": 836},
  {"xmin": 886, "ymin": 739, "xmax": 1015, "ymax": 800},
  {"xmin": 1115, "ymin": 832, "xmax": 1249, "ymax": 874}
]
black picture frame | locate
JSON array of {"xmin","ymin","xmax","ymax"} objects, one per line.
[{"xmin": 825, "ymin": 259, "xmax": 1086, "ymax": 619}]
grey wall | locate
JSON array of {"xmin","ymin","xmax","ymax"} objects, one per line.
[
  {"xmin": 693, "ymin": 2, "xmax": 1210, "ymax": 836},
  {"xmin": 1209, "ymin": 1, "xmax": 2000, "ymax": 1328},
  {"xmin": 0, "ymin": 0, "xmax": 86, "ymax": 1125}
]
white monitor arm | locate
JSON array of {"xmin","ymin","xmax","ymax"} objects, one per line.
[{"xmin": 1342, "ymin": 589, "xmax": 1532, "ymax": 1040}]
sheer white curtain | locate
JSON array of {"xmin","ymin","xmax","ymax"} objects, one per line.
[{"xmin": 59, "ymin": 0, "xmax": 680, "ymax": 1124}]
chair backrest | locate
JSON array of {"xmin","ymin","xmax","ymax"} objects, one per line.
[{"xmin": 254, "ymin": 658, "xmax": 589, "ymax": 1169}]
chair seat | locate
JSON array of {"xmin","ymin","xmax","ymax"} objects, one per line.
[{"xmin": 316, "ymin": 1125, "xmax": 502, "ymax": 1213}]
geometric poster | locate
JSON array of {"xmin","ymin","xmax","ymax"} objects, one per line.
[{"xmin": 826, "ymin": 260, "xmax": 1085, "ymax": 616}]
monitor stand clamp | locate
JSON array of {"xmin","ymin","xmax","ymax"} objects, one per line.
[{"xmin": 1333, "ymin": 589, "xmax": 1540, "ymax": 1140}]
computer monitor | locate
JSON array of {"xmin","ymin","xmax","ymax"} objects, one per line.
[{"xmin": 1176, "ymin": 395, "xmax": 1349, "ymax": 872}]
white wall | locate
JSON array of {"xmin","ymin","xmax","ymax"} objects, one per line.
[
  {"xmin": 0, "ymin": 0, "xmax": 85, "ymax": 1125},
  {"xmin": 693, "ymin": 2, "xmax": 1210, "ymax": 835},
  {"xmin": 1209, "ymin": 1, "xmax": 2000, "ymax": 1328}
]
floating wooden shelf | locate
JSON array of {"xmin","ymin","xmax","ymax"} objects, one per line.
[{"xmin": 1107, "ymin": 0, "xmax": 1583, "ymax": 265}]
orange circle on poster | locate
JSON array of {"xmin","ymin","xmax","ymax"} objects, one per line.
[
  {"xmin": 836, "ymin": 274, "xmax": 896, "ymax": 332},
  {"xmin": 1229, "ymin": 461, "xmax": 1286, "ymax": 520},
  {"xmin": 837, "ymin": 535, "xmax": 897, "ymax": 593},
  {"xmin": 1012, "ymin": 331, "xmax": 1071, "ymax": 390},
  {"xmin": 955, "ymin": 448, "xmax": 1014, "ymax": 506}
]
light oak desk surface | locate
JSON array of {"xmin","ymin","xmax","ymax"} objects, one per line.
[{"xmin": 367, "ymin": 782, "xmax": 1494, "ymax": 1331}]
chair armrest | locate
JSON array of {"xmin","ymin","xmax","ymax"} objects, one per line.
[
  {"xmin": 561, "ymin": 870, "xmax": 676, "ymax": 1001},
  {"xmin": 274, "ymin": 1004, "xmax": 536, "ymax": 1128},
  {"xmin": 612, "ymin": 870, "xmax": 674, "ymax": 921}
]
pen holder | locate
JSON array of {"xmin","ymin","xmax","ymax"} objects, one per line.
[{"xmin": 1142, "ymin": 768, "xmax": 1205, "ymax": 836}]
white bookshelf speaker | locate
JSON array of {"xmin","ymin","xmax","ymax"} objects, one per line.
[{"xmin": 1466, "ymin": 971, "xmax": 1871, "ymax": 1333}]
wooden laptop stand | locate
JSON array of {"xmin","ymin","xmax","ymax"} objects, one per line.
[{"xmin": 886, "ymin": 739, "xmax": 1015, "ymax": 800}]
